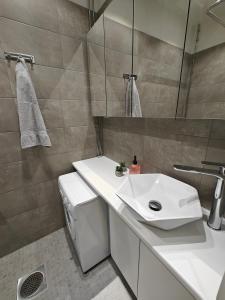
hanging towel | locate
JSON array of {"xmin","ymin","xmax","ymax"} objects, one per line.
[
  {"xmin": 16, "ymin": 58, "xmax": 51, "ymax": 149},
  {"xmin": 125, "ymin": 77, "xmax": 142, "ymax": 117}
]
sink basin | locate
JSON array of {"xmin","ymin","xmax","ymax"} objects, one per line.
[{"xmin": 116, "ymin": 174, "xmax": 202, "ymax": 230}]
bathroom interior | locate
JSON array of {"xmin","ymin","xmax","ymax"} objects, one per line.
[{"xmin": 1, "ymin": 0, "xmax": 225, "ymax": 299}]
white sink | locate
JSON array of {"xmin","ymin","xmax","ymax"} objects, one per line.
[{"xmin": 116, "ymin": 174, "xmax": 202, "ymax": 230}]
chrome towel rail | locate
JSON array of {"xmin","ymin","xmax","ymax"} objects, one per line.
[
  {"xmin": 123, "ymin": 73, "xmax": 138, "ymax": 80},
  {"xmin": 4, "ymin": 51, "xmax": 35, "ymax": 64}
]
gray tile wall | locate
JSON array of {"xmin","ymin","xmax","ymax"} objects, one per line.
[
  {"xmin": 103, "ymin": 117, "xmax": 225, "ymax": 210},
  {"xmin": 187, "ymin": 43, "xmax": 225, "ymax": 119},
  {"xmin": 0, "ymin": 0, "xmax": 97, "ymax": 257},
  {"xmin": 87, "ymin": 15, "xmax": 107, "ymax": 116}
]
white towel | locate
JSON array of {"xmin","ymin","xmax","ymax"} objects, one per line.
[
  {"xmin": 125, "ymin": 77, "xmax": 142, "ymax": 117},
  {"xmin": 16, "ymin": 58, "xmax": 51, "ymax": 149}
]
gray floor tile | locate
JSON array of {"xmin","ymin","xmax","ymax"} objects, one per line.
[{"xmin": 0, "ymin": 228, "xmax": 134, "ymax": 300}]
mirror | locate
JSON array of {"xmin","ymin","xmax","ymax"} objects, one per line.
[
  {"xmin": 177, "ymin": 0, "xmax": 225, "ymax": 119},
  {"xmin": 104, "ymin": 0, "xmax": 134, "ymax": 117},
  {"xmin": 88, "ymin": 0, "xmax": 190, "ymax": 118},
  {"xmin": 87, "ymin": 15, "xmax": 107, "ymax": 116},
  {"xmin": 133, "ymin": 0, "xmax": 190, "ymax": 118}
]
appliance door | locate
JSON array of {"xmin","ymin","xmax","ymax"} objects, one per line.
[{"xmin": 63, "ymin": 203, "xmax": 76, "ymax": 241}]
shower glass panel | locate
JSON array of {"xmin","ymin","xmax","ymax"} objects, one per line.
[
  {"xmin": 177, "ymin": 0, "xmax": 225, "ymax": 119},
  {"xmin": 133, "ymin": 0, "xmax": 190, "ymax": 118}
]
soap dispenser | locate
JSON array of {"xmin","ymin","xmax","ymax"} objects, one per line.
[{"xmin": 129, "ymin": 155, "xmax": 141, "ymax": 174}]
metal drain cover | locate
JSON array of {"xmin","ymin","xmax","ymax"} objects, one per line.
[
  {"xmin": 149, "ymin": 200, "xmax": 162, "ymax": 211},
  {"xmin": 17, "ymin": 265, "xmax": 47, "ymax": 300}
]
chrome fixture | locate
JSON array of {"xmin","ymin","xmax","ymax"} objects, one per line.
[
  {"xmin": 123, "ymin": 73, "xmax": 138, "ymax": 81},
  {"xmin": 4, "ymin": 51, "xmax": 35, "ymax": 64},
  {"xmin": 207, "ymin": 0, "xmax": 225, "ymax": 27},
  {"xmin": 174, "ymin": 161, "xmax": 225, "ymax": 230}
]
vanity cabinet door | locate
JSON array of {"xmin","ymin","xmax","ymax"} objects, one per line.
[
  {"xmin": 138, "ymin": 242, "xmax": 194, "ymax": 300},
  {"xmin": 109, "ymin": 208, "xmax": 139, "ymax": 296}
]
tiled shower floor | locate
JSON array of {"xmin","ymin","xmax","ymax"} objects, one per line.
[{"xmin": 0, "ymin": 228, "xmax": 134, "ymax": 300}]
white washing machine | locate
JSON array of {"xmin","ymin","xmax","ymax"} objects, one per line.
[{"xmin": 58, "ymin": 172, "xmax": 110, "ymax": 272}]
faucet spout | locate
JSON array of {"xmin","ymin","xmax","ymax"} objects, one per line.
[
  {"xmin": 174, "ymin": 165, "xmax": 223, "ymax": 179},
  {"xmin": 173, "ymin": 163, "xmax": 225, "ymax": 230}
]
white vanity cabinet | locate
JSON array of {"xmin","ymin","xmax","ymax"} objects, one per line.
[
  {"xmin": 138, "ymin": 242, "xmax": 195, "ymax": 300},
  {"xmin": 109, "ymin": 208, "xmax": 140, "ymax": 296}
]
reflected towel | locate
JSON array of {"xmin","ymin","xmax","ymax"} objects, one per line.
[
  {"xmin": 16, "ymin": 58, "xmax": 51, "ymax": 149},
  {"xmin": 125, "ymin": 77, "xmax": 142, "ymax": 117}
]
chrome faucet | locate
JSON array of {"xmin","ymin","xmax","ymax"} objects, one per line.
[{"xmin": 173, "ymin": 161, "xmax": 225, "ymax": 230}]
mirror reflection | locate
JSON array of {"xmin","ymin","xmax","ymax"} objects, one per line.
[
  {"xmin": 133, "ymin": 0, "xmax": 189, "ymax": 118},
  {"xmin": 87, "ymin": 0, "xmax": 190, "ymax": 118},
  {"xmin": 178, "ymin": 0, "xmax": 225, "ymax": 119}
]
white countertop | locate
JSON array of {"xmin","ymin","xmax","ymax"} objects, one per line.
[{"xmin": 73, "ymin": 156, "xmax": 225, "ymax": 300}]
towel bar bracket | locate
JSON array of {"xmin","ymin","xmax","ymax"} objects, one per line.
[
  {"xmin": 123, "ymin": 73, "xmax": 138, "ymax": 80},
  {"xmin": 4, "ymin": 51, "xmax": 35, "ymax": 64}
]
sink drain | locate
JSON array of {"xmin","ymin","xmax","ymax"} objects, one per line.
[
  {"xmin": 17, "ymin": 265, "xmax": 47, "ymax": 300},
  {"xmin": 149, "ymin": 200, "xmax": 162, "ymax": 211}
]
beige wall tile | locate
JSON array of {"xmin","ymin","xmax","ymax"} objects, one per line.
[
  {"xmin": 61, "ymin": 36, "xmax": 88, "ymax": 72},
  {"xmin": 0, "ymin": 98, "xmax": 19, "ymax": 132},
  {"xmin": 90, "ymin": 74, "xmax": 106, "ymax": 102},
  {"xmin": 107, "ymin": 100, "xmax": 126, "ymax": 117},
  {"xmin": 60, "ymin": 70, "xmax": 89, "ymax": 100},
  {"xmin": 106, "ymin": 76, "xmax": 126, "ymax": 103},
  {"xmin": 104, "ymin": 18, "xmax": 133, "ymax": 54},
  {"xmin": 0, "ymin": 0, "xmax": 59, "ymax": 32},
  {"xmin": 88, "ymin": 43, "xmax": 105, "ymax": 76},
  {"xmin": 0, "ymin": 161, "xmax": 31, "ymax": 194},
  {"xmin": 38, "ymin": 99, "xmax": 64, "ymax": 129},
  {"xmin": 91, "ymin": 101, "xmax": 106, "ymax": 116},
  {"xmin": 0, "ymin": 132, "xmax": 22, "ymax": 164},
  {"xmin": 211, "ymin": 120, "xmax": 225, "ymax": 140},
  {"xmin": 187, "ymin": 103, "xmax": 225, "ymax": 119},
  {"xmin": 105, "ymin": 48, "xmax": 132, "ymax": 77},
  {"xmin": 57, "ymin": 0, "xmax": 89, "ymax": 38},
  {"xmin": 62, "ymin": 100, "xmax": 90, "ymax": 127},
  {"xmin": 65, "ymin": 125, "xmax": 96, "ymax": 156},
  {"xmin": 0, "ymin": 187, "xmax": 37, "ymax": 219},
  {"xmin": 0, "ymin": 18, "xmax": 63, "ymax": 68},
  {"xmin": 31, "ymin": 66, "xmax": 63, "ymax": 99},
  {"xmin": 0, "ymin": 60, "xmax": 13, "ymax": 98},
  {"xmin": 0, "ymin": 224, "xmax": 22, "ymax": 258}
]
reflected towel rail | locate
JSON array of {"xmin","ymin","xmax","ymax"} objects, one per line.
[
  {"xmin": 4, "ymin": 51, "xmax": 35, "ymax": 64},
  {"xmin": 123, "ymin": 73, "xmax": 138, "ymax": 80}
]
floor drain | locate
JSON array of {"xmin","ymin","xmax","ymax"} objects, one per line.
[{"xmin": 17, "ymin": 265, "xmax": 47, "ymax": 300}]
